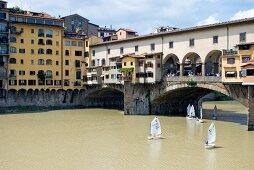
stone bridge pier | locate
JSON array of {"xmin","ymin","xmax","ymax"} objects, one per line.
[{"xmin": 124, "ymin": 81, "xmax": 254, "ymax": 131}]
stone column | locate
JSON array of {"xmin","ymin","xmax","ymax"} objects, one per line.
[
  {"xmin": 202, "ymin": 63, "xmax": 205, "ymax": 76},
  {"xmin": 214, "ymin": 63, "xmax": 219, "ymax": 74},
  {"xmin": 191, "ymin": 63, "xmax": 196, "ymax": 75},
  {"xmin": 124, "ymin": 82, "xmax": 150, "ymax": 115},
  {"xmin": 179, "ymin": 64, "xmax": 183, "ymax": 76},
  {"xmin": 248, "ymin": 86, "xmax": 254, "ymax": 130}
]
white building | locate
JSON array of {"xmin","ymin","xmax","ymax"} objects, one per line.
[{"xmin": 88, "ymin": 17, "xmax": 254, "ymax": 84}]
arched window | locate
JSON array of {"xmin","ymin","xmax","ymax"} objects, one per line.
[
  {"xmin": 46, "ymin": 59, "xmax": 52, "ymax": 65},
  {"xmin": 46, "ymin": 39, "xmax": 52, "ymax": 45},
  {"xmin": 38, "ymin": 39, "xmax": 44, "ymax": 45},
  {"xmin": 10, "ymin": 47, "xmax": 16, "ymax": 53},
  {"xmin": 38, "ymin": 29, "xmax": 44, "ymax": 37},
  {"xmin": 101, "ymin": 58, "xmax": 106, "ymax": 66},
  {"xmin": 46, "ymin": 30, "xmax": 53, "ymax": 38},
  {"xmin": 46, "ymin": 49, "xmax": 52, "ymax": 55},
  {"xmin": 10, "ymin": 26, "xmax": 16, "ymax": 34},
  {"xmin": 38, "ymin": 59, "xmax": 44, "ymax": 65},
  {"xmin": 38, "ymin": 48, "xmax": 44, "ymax": 54},
  {"xmin": 10, "ymin": 37, "xmax": 16, "ymax": 43},
  {"xmin": 91, "ymin": 60, "xmax": 95, "ymax": 66},
  {"xmin": 9, "ymin": 58, "xmax": 16, "ymax": 64},
  {"xmin": 46, "ymin": 70, "xmax": 52, "ymax": 77}
]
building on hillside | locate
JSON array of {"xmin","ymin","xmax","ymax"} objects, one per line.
[
  {"xmin": 0, "ymin": 0, "xmax": 8, "ymax": 93},
  {"xmin": 61, "ymin": 14, "xmax": 98, "ymax": 37},
  {"xmin": 116, "ymin": 28, "xmax": 137, "ymax": 40},
  {"xmin": 98, "ymin": 26, "xmax": 116, "ymax": 38},
  {"xmin": 8, "ymin": 10, "xmax": 63, "ymax": 90}
]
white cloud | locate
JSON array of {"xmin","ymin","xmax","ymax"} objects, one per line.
[
  {"xmin": 196, "ymin": 16, "xmax": 220, "ymax": 26},
  {"xmin": 231, "ymin": 9, "xmax": 254, "ymax": 20}
]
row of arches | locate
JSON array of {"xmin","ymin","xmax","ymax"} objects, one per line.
[{"xmin": 163, "ymin": 50, "xmax": 222, "ymax": 76}]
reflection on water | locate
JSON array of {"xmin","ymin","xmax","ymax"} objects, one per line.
[{"xmin": 0, "ymin": 101, "xmax": 254, "ymax": 170}]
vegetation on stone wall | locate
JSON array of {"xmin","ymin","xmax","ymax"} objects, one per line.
[
  {"xmin": 213, "ymin": 91, "xmax": 233, "ymax": 101},
  {"xmin": 186, "ymin": 80, "xmax": 197, "ymax": 87}
]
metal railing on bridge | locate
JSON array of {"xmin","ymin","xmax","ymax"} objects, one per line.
[{"xmin": 164, "ymin": 76, "xmax": 221, "ymax": 83}]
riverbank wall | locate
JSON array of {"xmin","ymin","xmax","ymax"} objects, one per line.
[{"xmin": 0, "ymin": 89, "xmax": 124, "ymax": 112}]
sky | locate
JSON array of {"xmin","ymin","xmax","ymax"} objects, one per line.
[{"xmin": 7, "ymin": 0, "xmax": 254, "ymax": 35}]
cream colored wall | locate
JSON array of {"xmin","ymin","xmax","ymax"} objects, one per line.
[
  {"xmin": 90, "ymin": 22, "xmax": 254, "ymax": 84},
  {"xmin": 116, "ymin": 30, "xmax": 127, "ymax": 40},
  {"xmin": 8, "ymin": 23, "xmax": 62, "ymax": 90}
]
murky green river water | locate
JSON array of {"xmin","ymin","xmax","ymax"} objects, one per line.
[{"xmin": 0, "ymin": 101, "xmax": 253, "ymax": 170}]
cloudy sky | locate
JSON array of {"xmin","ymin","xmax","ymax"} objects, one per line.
[{"xmin": 7, "ymin": 0, "xmax": 254, "ymax": 35}]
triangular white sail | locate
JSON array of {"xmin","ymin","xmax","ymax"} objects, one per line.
[
  {"xmin": 190, "ymin": 105, "xmax": 195, "ymax": 117},
  {"xmin": 200, "ymin": 106, "xmax": 203, "ymax": 119},
  {"xmin": 150, "ymin": 117, "xmax": 161, "ymax": 137},
  {"xmin": 207, "ymin": 122, "xmax": 216, "ymax": 144},
  {"xmin": 187, "ymin": 104, "xmax": 191, "ymax": 117}
]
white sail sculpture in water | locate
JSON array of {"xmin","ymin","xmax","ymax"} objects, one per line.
[
  {"xmin": 187, "ymin": 105, "xmax": 196, "ymax": 119},
  {"xmin": 198, "ymin": 106, "xmax": 204, "ymax": 123},
  {"xmin": 205, "ymin": 122, "xmax": 216, "ymax": 149},
  {"xmin": 186, "ymin": 104, "xmax": 191, "ymax": 119},
  {"xmin": 147, "ymin": 117, "xmax": 163, "ymax": 140},
  {"xmin": 191, "ymin": 105, "xmax": 196, "ymax": 118}
]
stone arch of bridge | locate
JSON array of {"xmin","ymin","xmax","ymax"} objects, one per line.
[
  {"xmin": 182, "ymin": 52, "xmax": 202, "ymax": 76},
  {"xmin": 163, "ymin": 53, "xmax": 180, "ymax": 76},
  {"xmin": 84, "ymin": 86, "xmax": 124, "ymax": 108},
  {"xmin": 204, "ymin": 50, "xmax": 222, "ymax": 76},
  {"xmin": 150, "ymin": 83, "xmax": 231, "ymax": 116}
]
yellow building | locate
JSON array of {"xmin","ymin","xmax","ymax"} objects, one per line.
[
  {"xmin": 62, "ymin": 36, "xmax": 87, "ymax": 89},
  {"xmin": 121, "ymin": 53, "xmax": 142, "ymax": 83},
  {"xmin": 8, "ymin": 11, "xmax": 63, "ymax": 90},
  {"xmin": 222, "ymin": 43, "xmax": 254, "ymax": 84}
]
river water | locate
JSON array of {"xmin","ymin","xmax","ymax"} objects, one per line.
[{"xmin": 0, "ymin": 101, "xmax": 253, "ymax": 170}]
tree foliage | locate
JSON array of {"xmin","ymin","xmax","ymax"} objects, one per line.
[
  {"xmin": 118, "ymin": 67, "xmax": 134, "ymax": 74},
  {"xmin": 9, "ymin": 6, "xmax": 23, "ymax": 14}
]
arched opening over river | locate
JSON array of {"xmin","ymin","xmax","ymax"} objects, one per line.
[{"xmin": 84, "ymin": 87, "xmax": 124, "ymax": 109}]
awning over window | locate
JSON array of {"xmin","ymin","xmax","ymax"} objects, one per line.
[{"xmin": 226, "ymin": 71, "xmax": 236, "ymax": 74}]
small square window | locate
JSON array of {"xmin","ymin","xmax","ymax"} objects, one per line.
[
  {"xmin": 213, "ymin": 36, "xmax": 218, "ymax": 44},
  {"xmin": 169, "ymin": 41, "xmax": 173, "ymax": 48},
  {"xmin": 240, "ymin": 32, "xmax": 246, "ymax": 42},
  {"xmin": 120, "ymin": 47, "xmax": 124, "ymax": 54},
  {"xmin": 135, "ymin": 45, "xmax": 138, "ymax": 52},
  {"xmin": 189, "ymin": 38, "xmax": 195, "ymax": 46},
  {"xmin": 150, "ymin": 43, "xmax": 155, "ymax": 51}
]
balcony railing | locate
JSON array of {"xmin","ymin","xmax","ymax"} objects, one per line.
[
  {"xmin": 45, "ymin": 75, "xmax": 53, "ymax": 78},
  {"xmin": 0, "ymin": 71, "xmax": 7, "ymax": 78},
  {"xmin": 10, "ymin": 30, "xmax": 23, "ymax": 35},
  {"xmin": 9, "ymin": 74, "xmax": 16, "ymax": 78},
  {"xmin": 164, "ymin": 76, "xmax": 222, "ymax": 83},
  {"xmin": 0, "ymin": 62, "xmax": 7, "ymax": 67}
]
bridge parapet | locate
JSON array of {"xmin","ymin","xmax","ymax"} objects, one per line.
[{"xmin": 165, "ymin": 76, "xmax": 221, "ymax": 83}]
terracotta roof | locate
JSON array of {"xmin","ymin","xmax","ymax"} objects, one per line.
[
  {"xmin": 121, "ymin": 53, "xmax": 145, "ymax": 59},
  {"xmin": 10, "ymin": 11, "xmax": 62, "ymax": 21},
  {"xmin": 236, "ymin": 42, "xmax": 254, "ymax": 46},
  {"xmin": 91, "ymin": 17, "xmax": 254, "ymax": 47},
  {"xmin": 118, "ymin": 28, "xmax": 136, "ymax": 33}
]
